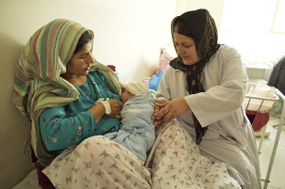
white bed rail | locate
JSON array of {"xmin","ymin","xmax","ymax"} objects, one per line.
[{"xmin": 262, "ymin": 88, "xmax": 285, "ymax": 189}]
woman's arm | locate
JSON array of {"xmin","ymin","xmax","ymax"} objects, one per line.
[
  {"xmin": 39, "ymin": 104, "xmax": 120, "ymax": 151},
  {"xmin": 90, "ymin": 99, "xmax": 122, "ymax": 120},
  {"xmin": 186, "ymin": 46, "xmax": 247, "ymax": 126},
  {"xmin": 88, "ymin": 102, "xmax": 107, "ymax": 122},
  {"xmin": 154, "ymin": 97, "xmax": 189, "ymax": 124},
  {"xmin": 154, "ymin": 67, "xmax": 190, "ymax": 125},
  {"xmin": 155, "ymin": 46, "xmax": 247, "ymax": 126}
]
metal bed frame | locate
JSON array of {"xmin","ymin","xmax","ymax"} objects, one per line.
[{"xmin": 244, "ymin": 85, "xmax": 284, "ymax": 189}]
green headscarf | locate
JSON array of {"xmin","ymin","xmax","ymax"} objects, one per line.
[{"xmin": 12, "ymin": 19, "xmax": 121, "ymax": 166}]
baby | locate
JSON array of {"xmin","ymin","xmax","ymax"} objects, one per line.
[{"xmin": 105, "ymin": 81, "xmax": 155, "ymax": 163}]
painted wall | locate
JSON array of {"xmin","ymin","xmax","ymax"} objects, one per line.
[
  {"xmin": 0, "ymin": 0, "xmax": 177, "ymax": 81},
  {"xmin": 0, "ymin": 0, "xmax": 176, "ymax": 188},
  {"xmin": 0, "ymin": 33, "xmax": 31, "ymax": 189},
  {"xmin": 176, "ymin": 0, "xmax": 285, "ymax": 82},
  {"xmin": 176, "ymin": 0, "xmax": 225, "ymax": 31}
]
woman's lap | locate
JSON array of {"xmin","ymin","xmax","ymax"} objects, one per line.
[
  {"xmin": 199, "ymin": 135, "xmax": 261, "ymax": 189},
  {"xmin": 43, "ymin": 121, "xmax": 246, "ymax": 189},
  {"xmin": 150, "ymin": 120, "xmax": 241, "ymax": 189},
  {"xmin": 43, "ymin": 136, "xmax": 151, "ymax": 189}
]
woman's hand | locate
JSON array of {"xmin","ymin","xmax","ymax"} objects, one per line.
[
  {"xmin": 152, "ymin": 98, "xmax": 168, "ymax": 127},
  {"xmin": 89, "ymin": 99, "xmax": 123, "ymax": 123},
  {"xmin": 108, "ymin": 99, "xmax": 123, "ymax": 119},
  {"xmin": 154, "ymin": 97, "xmax": 190, "ymax": 125}
]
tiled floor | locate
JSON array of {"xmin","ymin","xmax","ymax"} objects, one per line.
[{"xmin": 256, "ymin": 116, "xmax": 285, "ymax": 189}]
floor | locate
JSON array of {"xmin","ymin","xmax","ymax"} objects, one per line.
[{"xmin": 257, "ymin": 115, "xmax": 285, "ymax": 189}]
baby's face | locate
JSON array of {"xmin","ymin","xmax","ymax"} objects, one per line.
[{"xmin": 121, "ymin": 88, "xmax": 134, "ymax": 103}]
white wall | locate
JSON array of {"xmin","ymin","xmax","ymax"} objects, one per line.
[
  {"xmin": 175, "ymin": 0, "xmax": 285, "ymax": 81},
  {"xmin": 219, "ymin": 0, "xmax": 285, "ymax": 67},
  {"xmin": 0, "ymin": 0, "xmax": 176, "ymax": 188},
  {"xmin": 0, "ymin": 33, "xmax": 31, "ymax": 189},
  {"xmin": 175, "ymin": 0, "xmax": 225, "ymax": 31},
  {"xmin": 0, "ymin": 0, "xmax": 176, "ymax": 81}
]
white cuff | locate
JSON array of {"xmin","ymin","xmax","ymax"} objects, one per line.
[{"xmin": 100, "ymin": 100, "xmax": 111, "ymax": 115}]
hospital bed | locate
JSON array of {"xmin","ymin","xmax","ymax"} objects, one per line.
[
  {"xmin": 11, "ymin": 54, "xmax": 284, "ymax": 189},
  {"xmin": 244, "ymin": 82, "xmax": 285, "ymax": 189}
]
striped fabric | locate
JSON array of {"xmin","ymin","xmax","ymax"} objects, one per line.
[{"xmin": 12, "ymin": 19, "xmax": 121, "ymax": 165}]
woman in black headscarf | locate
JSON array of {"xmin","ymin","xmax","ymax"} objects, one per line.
[{"xmin": 151, "ymin": 9, "xmax": 261, "ymax": 189}]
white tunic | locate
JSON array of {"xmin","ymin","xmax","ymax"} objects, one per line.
[{"xmin": 157, "ymin": 45, "xmax": 262, "ymax": 189}]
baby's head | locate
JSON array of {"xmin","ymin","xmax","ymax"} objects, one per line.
[{"xmin": 121, "ymin": 81, "xmax": 148, "ymax": 103}]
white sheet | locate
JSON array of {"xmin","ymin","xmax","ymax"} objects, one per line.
[{"xmin": 13, "ymin": 121, "xmax": 242, "ymax": 189}]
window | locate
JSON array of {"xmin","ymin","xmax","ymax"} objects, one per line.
[
  {"xmin": 219, "ymin": 0, "xmax": 285, "ymax": 65},
  {"xmin": 272, "ymin": 0, "xmax": 285, "ymax": 33}
]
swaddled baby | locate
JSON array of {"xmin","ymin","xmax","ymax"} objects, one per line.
[{"xmin": 105, "ymin": 81, "xmax": 155, "ymax": 162}]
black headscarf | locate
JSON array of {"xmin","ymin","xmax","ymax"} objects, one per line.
[{"xmin": 170, "ymin": 9, "xmax": 220, "ymax": 144}]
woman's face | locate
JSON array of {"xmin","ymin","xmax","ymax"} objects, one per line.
[
  {"xmin": 65, "ymin": 41, "xmax": 93, "ymax": 77},
  {"xmin": 173, "ymin": 32, "xmax": 199, "ymax": 65}
]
